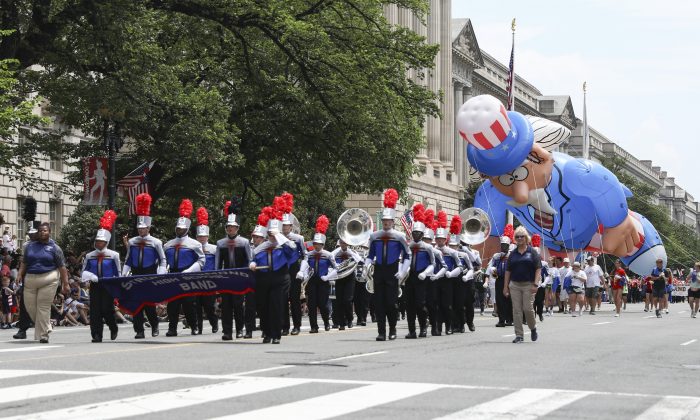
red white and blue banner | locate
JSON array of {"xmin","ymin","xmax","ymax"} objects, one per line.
[
  {"xmin": 101, "ymin": 268, "xmax": 255, "ymax": 315},
  {"xmin": 83, "ymin": 157, "xmax": 109, "ymax": 205}
]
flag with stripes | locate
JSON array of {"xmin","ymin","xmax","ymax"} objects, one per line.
[
  {"xmin": 399, "ymin": 210, "xmax": 413, "ymax": 235},
  {"xmin": 116, "ymin": 161, "xmax": 155, "ymax": 215},
  {"xmin": 506, "ymin": 32, "xmax": 515, "ymax": 111}
]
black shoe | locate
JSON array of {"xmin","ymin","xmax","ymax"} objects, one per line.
[
  {"xmin": 468, "ymin": 324, "xmax": 475, "ymax": 332},
  {"xmin": 405, "ymin": 331, "xmax": 417, "ymax": 339},
  {"xmin": 290, "ymin": 328, "xmax": 300, "ymax": 336},
  {"xmin": 281, "ymin": 329, "xmax": 289, "ymax": 336},
  {"xmin": 331, "ymin": 324, "xmax": 339, "ymax": 329},
  {"xmin": 309, "ymin": 328, "xmax": 319, "ymax": 334},
  {"xmin": 512, "ymin": 336, "xmax": 524, "ymax": 344},
  {"xmin": 376, "ymin": 334, "xmax": 386, "ymax": 341},
  {"xmin": 151, "ymin": 327, "xmax": 159, "ymax": 337},
  {"xmin": 418, "ymin": 329, "xmax": 427, "ymax": 338},
  {"xmin": 13, "ymin": 330, "xmax": 27, "ymax": 339},
  {"xmin": 435, "ymin": 329, "xmax": 442, "ymax": 336},
  {"xmin": 236, "ymin": 332, "xmax": 243, "ymax": 339},
  {"xmin": 39, "ymin": 338, "xmax": 49, "ymax": 344},
  {"xmin": 495, "ymin": 323, "xmax": 506, "ymax": 327},
  {"xmin": 271, "ymin": 338, "xmax": 280, "ymax": 344},
  {"xmin": 431, "ymin": 327, "xmax": 438, "ymax": 336},
  {"xmin": 531, "ymin": 328, "xmax": 538, "ymax": 342},
  {"xmin": 539, "ymin": 314, "xmax": 544, "ymax": 322},
  {"xmin": 92, "ymin": 337, "xmax": 102, "ymax": 343},
  {"xmin": 324, "ymin": 325, "xmax": 331, "ymax": 331},
  {"xmin": 389, "ymin": 328, "xmax": 397, "ymax": 340},
  {"xmin": 348, "ymin": 322, "xmax": 354, "ymax": 328},
  {"xmin": 165, "ymin": 330, "xmax": 177, "ymax": 337},
  {"xmin": 191, "ymin": 329, "xmax": 198, "ymax": 335},
  {"xmin": 110, "ymin": 329, "xmax": 118, "ymax": 341},
  {"xmin": 339, "ymin": 326, "xmax": 345, "ymax": 331},
  {"xmin": 460, "ymin": 328, "xmax": 466, "ymax": 333},
  {"xmin": 222, "ymin": 334, "xmax": 233, "ymax": 341},
  {"xmin": 505, "ymin": 322, "xmax": 514, "ymax": 327},
  {"xmin": 445, "ymin": 330, "xmax": 453, "ymax": 335},
  {"xmin": 262, "ymin": 337, "xmax": 271, "ymax": 343},
  {"xmin": 135, "ymin": 332, "xmax": 145, "ymax": 339},
  {"xmin": 359, "ymin": 321, "xmax": 367, "ymax": 326},
  {"xmin": 244, "ymin": 332, "xmax": 252, "ymax": 339},
  {"xmin": 212, "ymin": 326, "xmax": 219, "ymax": 334}
]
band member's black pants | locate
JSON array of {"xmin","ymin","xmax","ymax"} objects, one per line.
[
  {"xmin": 354, "ymin": 279, "xmax": 368, "ymax": 323},
  {"xmin": 373, "ymin": 262, "xmax": 399, "ymax": 335},
  {"xmin": 131, "ymin": 267, "xmax": 159, "ymax": 334},
  {"xmin": 405, "ymin": 272, "xmax": 427, "ymax": 333},
  {"xmin": 244, "ymin": 292, "xmax": 256, "ymax": 333},
  {"xmin": 495, "ymin": 277, "xmax": 513, "ymax": 324},
  {"xmin": 221, "ymin": 294, "xmax": 244, "ymax": 335},
  {"xmin": 307, "ymin": 276, "xmax": 330, "ymax": 330},
  {"xmin": 534, "ymin": 287, "xmax": 545, "ymax": 317},
  {"xmin": 167, "ymin": 296, "xmax": 196, "ymax": 333},
  {"xmin": 195, "ymin": 294, "xmax": 218, "ymax": 333},
  {"xmin": 89, "ymin": 282, "xmax": 117, "ymax": 340},
  {"xmin": 17, "ymin": 286, "xmax": 31, "ymax": 331},
  {"xmin": 257, "ymin": 267, "xmax": 288, "ymax": 340},
  {"xmin": 436, "ymin": 276, "xmax": 453, "ymax": 333},
  {"xmin": 452, "ymin": 279, "xmax": 466, "ymax": 330},
  {"xmin": 335, "ymin": 276, "xmax": 355, "ymax": 327},
  {"xmin": 426, "ymin": 279, "xmax": 438, "ymax": 331},
  {"xmin": 283, "ymin": 262, "xmax": 302, "ymax": 331}
]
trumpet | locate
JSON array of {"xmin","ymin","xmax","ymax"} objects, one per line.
[
  {"xmin": 459, "ymin": 207, "xmax": 492, "ymax": 245},
  {"xmin": 299, "ymin": 268, "xmax": 314, "ymax": 300}
]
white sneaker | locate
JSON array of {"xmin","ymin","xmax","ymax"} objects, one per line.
[
  {"xmin": 665, "ymin": 309, "xmax": 669, "ymax": 314},
  {"xmin": 579, "ymin": 309, "xmax": 583, "ymax": 317},
  {"xmin": 571, "ymin": 313, "xmax": 577, "ymax": 317},
  {"xmin": 614, "ymin": 313, "xmax": 620, "ymax": 317}
]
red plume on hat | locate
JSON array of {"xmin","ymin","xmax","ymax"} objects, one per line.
[
  {"xmin": 316, "ymin": 215, "xmax": 330, "ymax": 234},
  {"xmin": 179, "ymin": 199, "xmax": 193, "ymax": 218},
  {"xmin": 383, "ymin": 188, "xmax": 398, "ymax": 209},
  {"xmin": 503, "ymin": 224, "xmax": 514, "ymax": 242},
  {"xmin": 412, "ymin": 203, "xmax": 425, "ymax": 225},
  {"xmin": 136, "ymin": 193, "xmax": 152, "ymax": 217},
  {"xmin": 531, "ymin": 233, "xmax": 542, "ymax": 247},
  {"xmin": 437, "ymin": 210, "xmax": 447, "ymax": 229},
  {"xmin": 257, "ymin": 207, "xmax": 272, "ymax": 227},
  {"xmin": 99, "ymin": 210, "xmax": 117, "ymax": 231},
  {"xmin": 223, "ymin": 200, "xmax": 231, "ymax": 217},
  {"xmin": 450, "ymin": 215, "xmax": 462, "ymax": 236},
  {"xmin": 424, "ymin": 208, "xmax": 435, "ymax": 229},
  {"xmin": 272, "ymin": 196, "xmax": 285, "ymax": 220},
  {"xmin": 196, "ymin": 207, "xmax": 209, "ymax": 226},
  {"xmin": 281, "ymin": 192, "xmax": 294, "ymax": 215}
]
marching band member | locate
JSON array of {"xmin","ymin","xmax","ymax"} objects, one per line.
[
  {"xmin": 404, "ymin": 204, "xmax": 435, "ymax": 339},
  {"xmin": 490, "ymin": 226, "xmax": 515, "ymax": 327},
  {"xmin": 194, "ymin": 207, "xmax": 219, "ymax": 335},
  {"xmin": 215, "ymin": 201, "xmax": 252, "ymax": 340},
  {"xmin": 280, "ymin": 193, "xmax": 306, "ymax": 336},
  {"xmin": 365, "ymin": 189, "xmax": 410, "ymax": 341},
  {"xmin": 250, "ymin": 206, "xmax": 297, "ymax": 344},
  {"xmin": 449, "ymin": 217, "xmax": 474, "ymax": 334},
  {"xmin": 81, "ymin": 210, "xmax": 120, "ymax": 343},
  {"xmin": 423, "ymin": 209, "xmax": 446, "ymax": 337},
  {"xmin": 297, "ymin": 216, "xmax": 338, "ymax": 333},
  {"xmin": 163, "ymin": 199, "xmax": 205, "ymax": 337},
  {"xmin": 331, "ymin": 239, "xmax": 362, "ymax": 330},
  {"xmin": 122, "ymin": 193, "xmax": 167, "ymax": 339},
  {"xmin": 249, "ymin": 217, "xmax": 267, "ymax": 337},
  {"xmin": 434, "ymin": 211, "xmax": 462, "ymax": 335},
  {"xmin": 462, "ymin": 241, "xmax": 482, "ymax": 327}
]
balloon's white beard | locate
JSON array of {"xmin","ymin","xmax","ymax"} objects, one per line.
[{"xmin": 507, "ymin": 188, "xmax": 557, "ymax": 215}]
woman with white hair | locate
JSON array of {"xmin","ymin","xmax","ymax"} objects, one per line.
[{"xmin": 503, "ymin": 226, "xmax": 541, "ymax": 344}]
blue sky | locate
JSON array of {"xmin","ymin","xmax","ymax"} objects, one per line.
[{"xmin": 453, "ymin": 0, "xmax": 700, "ymax": 198}]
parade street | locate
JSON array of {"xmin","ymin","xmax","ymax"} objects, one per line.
[{"xmin": 0, "ymin": 302, "xmax": 698, "ymax": 420}]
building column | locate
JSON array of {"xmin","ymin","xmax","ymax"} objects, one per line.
[
  {"xmin": 426, "ymin": 0, "xmax": 441, "ymax": 165},
  {"xmin": 439, "ymin": 0, "xmax": 453, "ymax": 171},
  {"xmin": 453, "ymin": 83, "xmax": 465, "ymax": 186}
]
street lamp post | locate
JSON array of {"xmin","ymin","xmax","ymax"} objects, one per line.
[{"xmin": 102, "ymin": 119, "xmax": 122, "ymax": 249}]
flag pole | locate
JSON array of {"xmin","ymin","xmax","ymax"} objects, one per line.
[
  {"xmin": 582, "ymin": 81, "xmax": 590, "ymax": 160},
  {"xmin": 507, "ymin": 18, "xmax": 516, "ymax": 225}
]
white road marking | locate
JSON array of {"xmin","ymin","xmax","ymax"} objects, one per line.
[
  {"xmin": 7, "ymin": 377, "xmax": 310, "ymax": 420},
  {"xmin": 434, "ymin": 388, "xmax": 592, "ymax": 420},
  {"xmin": 502, "ymin": 331, "xmax": 531, "ymax": 338},
  {"xmin": 231, "ymin": 365, "xmax": 294, "ymax": 375},
  {"xmin": 678, "ymin": 311, "xmax": 687, "ymax": 314},
  {"xmin": 0, "ymin": 345, "xmax": 63, "ymax": 353},
  {"xmin": 0, "ymin": 369, "xmax": 48, "ymax": 380},
  {"xmin": 592, "ymin": 322, "xmax": 612, "ymax": 325},
  {"xmin": 635, "ymin": 396, "xmax": 700, "ymax": 420},
  {"xmin": 0, "ymin": 372, "xmax": 175, "ymax": 405},
  {"xmin": 313, "ymin": 351, "xmax": 387, "ymax": 363},
  {"xmin": 680, "ymin": 339, "xmax": 697, "ymax": 346},
  {"xmin": 215, "ymin": 381, "xmax": 441, "ymax": 420},
  {"xmin": 644, "ymin": 315, "xmax": 656, "ymax": 318},
  {"xmin": 235, "ymin": 351, "xmax": 387, "ymax": 374}
]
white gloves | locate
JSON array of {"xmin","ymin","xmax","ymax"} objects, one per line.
[
  {"xmin": 121, "ymin": 265, "xmax": 131, "ymax": 277},
  {"xmin": 157, "ymin": 266, "xmax": 167, "ymax": 275},
  {"xmin": 432, "ymin": 268, "xmax": 446, "ymax": 281},
  {"xmin": 249, "ymin": 262, "xmax": 257, "ymax": 270},
  {"xmin": 274, "ymin": 233, "xmax": 290, "ymax": 246},
  {"xmin": 183, "ymin": 263, "xmax": 201, "ymax": 273},
  {"xmin": 464, "ymin": 269, "xmax": 474, "ymax": 282},
  {"xmin": 296, "ymin": 271, "xmax": 305, "ymax": 280},
  {"xmin": 418, "ymin": 272, "xmax": 427, "ymax": 281},
  {"xmin": 394, "ymin": 271, "xmax": 403, "ymax": 280},
  {"xmin": 81, "ymin": 271, "xmax": 98, "ymax": 283},
  {"xmin": 364, "ymin": 258, "xmax": 373, "ymax": 267},
  {"xmin": 321, "ymin": 275, "xmax": 328, "ymax": 281}
]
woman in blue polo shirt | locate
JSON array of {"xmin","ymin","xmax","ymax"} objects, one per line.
[
  {"xmin": 504, "ymin": 226, "xmax": 541, "ymax": 344},
  {"xmin": 16, "ymin": 223, "xmax": 70, "ymax": 343}
]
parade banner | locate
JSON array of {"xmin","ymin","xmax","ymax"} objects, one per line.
[
  {"xmin": 101, "ymin": 269, "xmax": 254, "ymax": 315},
  {"xmin": 83, "ymin": 157, "xmax": 109, "ymax": 205},
  {"xmin": 672, "ymin": 285, "xmax": 688, "ymax": 297}
]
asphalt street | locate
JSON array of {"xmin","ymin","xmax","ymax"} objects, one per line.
[{"xmin": 0, "ymin": 301, "xmax": 698, "ymax": 419}]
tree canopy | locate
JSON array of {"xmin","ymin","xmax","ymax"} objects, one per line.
[{"xmin": 2, "ymin": 0, "xmax": 439, "ymax": 239}]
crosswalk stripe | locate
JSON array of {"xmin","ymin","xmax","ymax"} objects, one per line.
[
  {"xmin": 7, "ymin": 377, "xmax": 310, "ymax": 420},
  {"xmin": 214, "ymin": 381, "xmax": 442, "ymax": 420},
  {"xmin": 635, "ymin": 396, "xmax": 700, "ymax": 420},
  {"xmin": 0, "ymin": 370, "xmax": 47, "ymax": 380},
  {"xmin": 434, "ymin": 388, "xmax": 591, "ymax": 419},
  {"xmin": 0, "ymin": 372, "xmax": 174, "ymax": 405},
  {"xmin": 0, "ymin": 345, "xmax": 63, "ymax": 353}
]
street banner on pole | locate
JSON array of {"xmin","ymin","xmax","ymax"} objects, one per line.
[{"xmin": 83, "ymin": 157, "xmax": 109, "ymax": 205}]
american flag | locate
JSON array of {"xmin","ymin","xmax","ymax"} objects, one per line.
[
  {"xmin": 117, "ymin": 161, "xmax": 155, "ymax": 215},
  {"xmin": 506, "ymin": 23, "xmax": 515, "ymax": 111},
  {"xmin": 399, "ymin": 209, "xmax": 413, "ymax": 236}
]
